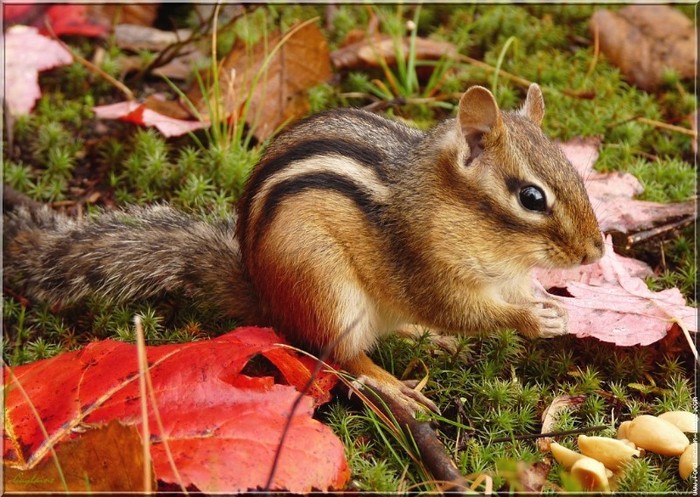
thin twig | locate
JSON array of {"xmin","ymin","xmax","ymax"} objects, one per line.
[
  {"xmin": 43, "ymin": 18, "xmax": 134, "ymax": 101},
  {"xmin": 137, "ymin": 23, "xmax": 212, "ymax": 80},
  {"xmin": 490, "ymin": 425, "xmax": 608, "ymax": 444},
  {"xmin": 607, "ymin": 115, "xmax": 698, "ymax": 137},
  {"xmin": 363, "ymin": 383, "xmax": 472, "ymax": 492},
  {"xmin": 584, "ymin": 22, "xmax": 600, "ymax": 82},
  {"xmin": 635, "ymin": 117, "xmax": 698, "ymax": 137},
  {"xmin": 624, "ymin": 213, "xmax": 696, "ymax": 249}
]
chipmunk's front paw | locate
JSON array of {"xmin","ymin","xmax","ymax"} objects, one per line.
[{"xmin": 532, "ymin": 299, "xmax": 567, "ymax": 338}]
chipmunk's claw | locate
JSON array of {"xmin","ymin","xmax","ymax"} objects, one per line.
[{"xmin": 351, "ymin": 375, "xmax": 441, "ymax": 416}]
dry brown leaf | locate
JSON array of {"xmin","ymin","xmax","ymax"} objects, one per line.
[
  {"xmin": 114, "ymin": 24, "xmax": 193, "ymax": 52},
  {"xmin": 117, "ymin": 52, "xmax": 201, "ymax": 80},
  {"xmin": 537, "ymin": 395, "xmax": 586, "ymax": 452},
  {"xmin": 590, "ymin": 6, "xmax": 696, "ymax": 91},
  {"xmin": 515, "ymin": 461, "xmax": 551, "ymax": 493},
  {"xmin": 113, "ymin": 24, "xmax": 203, "ymax": 81},
  {"xmin": 3, "ymin": 421, "xmax": 151, "ymax": 493},
  {"xmin": 331, "ymin": 34, "xmax": 457, "ymax": 70},
  {"xmin": 186, "ymin": 21, "xmax": 332, "ymax": 141},
  {"xmin": 151, "ymin": 51, "xmax": 202, "ymax": 80},
  {"xmin": 141, "ymin": 94, "xmax": 193, "ymax": 120}
]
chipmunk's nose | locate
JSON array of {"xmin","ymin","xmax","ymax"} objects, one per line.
[{"xmin": 581, "ymin": 235, "xmax": 605, "ymax": 265}]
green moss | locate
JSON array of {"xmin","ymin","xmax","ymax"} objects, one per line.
[
  {"xmin": 2, "ymin": 4, "xmax": 696, "ymax": 493},
  {"xmin": 628, "ymin": 157, "xmax": 697, "ymax": 203}
]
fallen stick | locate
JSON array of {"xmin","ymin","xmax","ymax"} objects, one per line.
[{"xmin": 360, "ymin": 386, "xmax": 475, "ymax": 494}]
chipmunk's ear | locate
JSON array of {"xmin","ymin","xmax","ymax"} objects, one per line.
[
  {"xmin": 520, "ymin": 83, "xmax": 545, "ymax": 126},
  {"xmin": 458, "ymin": 86, "xmax": 504, "ymax": 162}
]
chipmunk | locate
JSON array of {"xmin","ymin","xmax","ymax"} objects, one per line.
[{"xmin": 3, "ymin": 84, "xmax": 604, "ymax": 414}]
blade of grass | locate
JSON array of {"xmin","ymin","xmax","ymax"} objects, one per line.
[
  {"xmin": 133, "ymin": 314, "xmax": 189, "ymax": 495},
  {"xmin": 491, "ymin": 36, "xmax": 517, "ymax": 96},
  {"xmin": 405, "ymin": 5, "xmax": 422, "ymax": 96},
  {"xmin": 134, "ymin": 316, "xmax": 152, "ymax": 494}
]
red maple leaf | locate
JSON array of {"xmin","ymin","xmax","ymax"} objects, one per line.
[
  {"xmin": 4, "ymin": 327, "xmax": 347, "ymax": 493},
  {"xmin": 3, "ymin": 4, "xmax": 108, "ymax": 37},
  {"xmin": 93, "ymin": 98, "xmax": 209, "ymax": 137}
]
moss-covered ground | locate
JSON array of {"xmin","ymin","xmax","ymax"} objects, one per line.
[{"xmin": 3, "ymin": 4, "xmax": 696, "ymax": 493}]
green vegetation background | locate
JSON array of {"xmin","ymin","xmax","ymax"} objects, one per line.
[{"xmin": 3, "ymin": 4, "xmax": 696, "ymax": 493}]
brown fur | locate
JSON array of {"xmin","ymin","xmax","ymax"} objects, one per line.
[{"xmin": 3, "ymin": 85, "xmax": 603, "ymax": 411}]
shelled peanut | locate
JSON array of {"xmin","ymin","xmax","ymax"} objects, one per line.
[
  {"xmin": 550, "ymin": 410, "xmax": 698, "ymax": 491},
  {"xmin": 679, "ymin": 443, "xmax": 698, "ymax": 480},
  {"xmin": 618, "ymin": 414, "xmax": 690, "ymax": 456}
]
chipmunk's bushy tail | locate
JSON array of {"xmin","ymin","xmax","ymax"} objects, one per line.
[{"xmin": 3, "ymin": 204, "xmax": 257, "ymax": 320}]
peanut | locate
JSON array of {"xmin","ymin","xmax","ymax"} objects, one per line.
[
  {"xmin": 616, "ymin": 420, "xmax": 631, "ymax": 440},
  {"xmin": 626, "ymin": 415, "xmax": 689, "ymax": 456},
  {"xmin": 578, "ymin": 435, "xmax": 640, "ymax": 471},
  {"xmin": 679, "ymin": 442, "xmax": 698, "ymax": 480},
  {"xmin": 550, "ymin": 442, "xmax": 586, "ymax": 470},
  {"xmin": 570, "ymin": 457, "xmax": 611, "ymax": 492},
  {"xmin": 658, "ymin": 411, "xmax": 698, "ymax": 434}
]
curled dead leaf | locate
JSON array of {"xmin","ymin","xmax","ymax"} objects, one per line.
[
  {"xmin": 537, "ymin": 395, "xmax": 585, "ymax": 452},
  {"xmin": 331, "ymin": 34, "xmax": 457, "ymax": 70},
  {"xmin": 114, "ymin": 24, "xmax": 194, "ymax": 52},
  {"xmin": 590, "ymin": 6, "xmax": 696, "ymax": 90}
]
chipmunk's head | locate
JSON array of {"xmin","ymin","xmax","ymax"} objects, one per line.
[{"xmin": 420, "ymin": 84, "xmax": 603, "ymax": 278}]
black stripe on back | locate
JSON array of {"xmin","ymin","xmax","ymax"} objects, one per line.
[
  {"xmin": 253, "ymin": 171, "xmax": 386, "ymax": 249},
  {"xmin": 238, "ymin": 138, "xmax": 386, "ymax": 240},
  {"xmin": 261, "ymin": 138, "xmax": 386, "ymax": 190}
]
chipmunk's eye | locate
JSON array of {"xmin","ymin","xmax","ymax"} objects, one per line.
[{"xmin": 519, "ymin": 185, "xmax": 547, "ymax": 212}]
